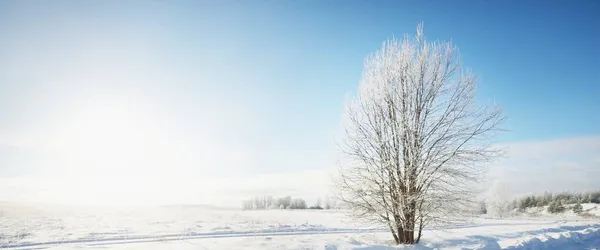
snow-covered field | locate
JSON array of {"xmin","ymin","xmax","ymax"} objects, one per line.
[{"xmin": 1, "ymin": 202, "xmax": 599, "ymax": 249}]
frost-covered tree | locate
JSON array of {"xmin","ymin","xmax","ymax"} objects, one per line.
[
  {"xmin": 242, "ymin": 195, "xmax": 307, "ymax": 210},
  {"xmin": 516, "ymin": 195, "xmax": 536, "ymax": 212},
  {"xmin": 510, "ymin": 190, "xmax": 600, "ymax": 212},
  {"xmin": 572, "ymin": 201, "xmax": 583, "ymax": 214},
  {"xmin": 567, "ymin": 196, "xmax": 579, "ymax": 204},
  {"xmin": 589, "ymin": 191, "xmax": 600, "ymax": 203},
  {"xmin": 542, "ymin": 192, "xmax": 553, "ymax": 206},
  {"xmin": 242, "ymin": 200, "xmax": 253, "ymax": 210},
  {"xmin": 335, "ymin": 24, "xmax": 504, "ymax": 245},
  {"xmin": 253, "ymin": 196, "xmax": 262, "ymax": 209},
  {"xmin": 488, "ymin": 181, "xmax": 510, "ymax": 218},
  {"xmin": 324, "ymin": 195, "xmax": 339, "ymax": 209},
  {"xmin": 279, "ymin": 196, "xmax": 292, "ymax": 209},
  {"xmin": 478, "ymin": 200, "xmax": 487, "ymax": 215},
  {"xmin": 548, "ymin": 200, "xmax": 565, "ymax": 214},
  {"xmin": 582, "ymin": 193, "xmax": 591, "ymax": 203},
  {"xmin": 290, "ymin": 198, "xmax": 307, "ymax": 209}
]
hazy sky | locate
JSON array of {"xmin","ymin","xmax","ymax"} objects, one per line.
[{"xmin": 0, "ymin": 1, "xmax": 598, "ymax": 206}]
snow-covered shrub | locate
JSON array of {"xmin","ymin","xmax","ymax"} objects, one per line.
[
  {"xmin": 478, "ymin": 201, "xmax": 488, "ymax": 215},
  {"xmin": 572, "ymin": 202, "xmax": 583, "ymax": 214},
  {"xmin": 547, "ymin": 201, "xmax": 565, "ymax": 214}
]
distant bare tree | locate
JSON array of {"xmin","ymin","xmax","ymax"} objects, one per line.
[
  {"xmin": 477, "ymin": 200, "xmax": 488, "ymax": 215},
  {"xmin": 335, "ymin": 23, "xmax": 504, "ymax": 245},
  {"xmin": 487, "ymin": 181, "xmax": 510, "ymax": 218}
]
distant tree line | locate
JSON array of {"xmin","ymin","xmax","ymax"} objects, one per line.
[
  {"xmin": 241, "ymin": 196, "xmax": 340, "ymax": 210},
  {"xmin": 511, "ymin": 190, "xmax": 600, "ymax": 214}
]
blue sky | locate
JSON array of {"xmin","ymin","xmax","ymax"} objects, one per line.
[{"xmin": 0, "ymin": 1, "xmax": 598, "ymax": 205}]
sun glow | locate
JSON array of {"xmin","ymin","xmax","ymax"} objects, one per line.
[
  {"xmin": 25, "ymin": 99, "xmax": 186, "ymax": 205},
  {"xmin": 49, "ymin": 100, "xmax": 171, "ymax": 177}
]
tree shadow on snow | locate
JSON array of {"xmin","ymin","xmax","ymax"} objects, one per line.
[
  {"xmin": 487, "ymin": 223, "xmax": 600, "ymax": 240},
  {"xmin": 425, "ymin": 235, "xmax": 500, "ymax": 250}
]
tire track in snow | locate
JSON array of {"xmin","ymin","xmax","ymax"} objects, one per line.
[
  {"xmin": 4, "ymin": 224, "xmax": 599, "ymax": 249},
  {"xmin": 1, "ymin": 228, "xmax": 388, "ymax": 249}
]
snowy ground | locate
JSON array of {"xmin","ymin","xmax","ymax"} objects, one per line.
[{"xmin": 1, "ymin": 202, "xmax": 599, "ymax": 249}]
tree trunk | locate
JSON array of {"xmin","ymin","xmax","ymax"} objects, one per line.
[
  {"xmin": 394, "ymin": 221, "xmax": 416, "ymax": 244},
  {"xmin": 399, "ymin": 204, "xmax": 416, "ymax": 244},
  {"xmin": 397, "ymin": 224, "xmax": 404, "ymax": 244},
  {"xmin": 405, "ymin": 230, "xmax": 414, "ymax": 244}
]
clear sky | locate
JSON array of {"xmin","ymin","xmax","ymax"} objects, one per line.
[{"xmin": 0, "ymin": 1, "xmax": 598, "ymax": 206}]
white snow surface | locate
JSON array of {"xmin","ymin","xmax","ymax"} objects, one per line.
[{"xmin": 1, "ymin": 202, "xmax": 599, "ymax": 249}]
